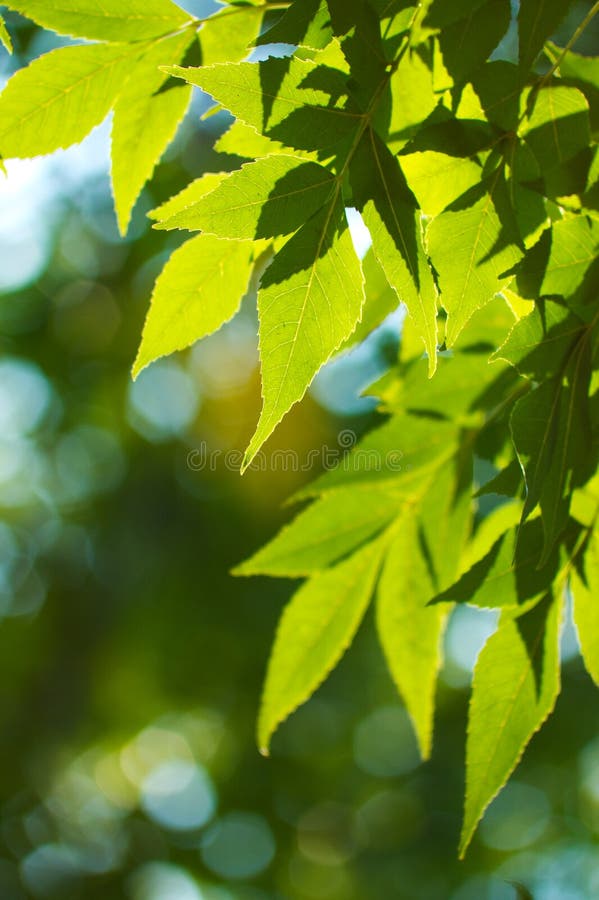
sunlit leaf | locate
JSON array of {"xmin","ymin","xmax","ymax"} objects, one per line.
[
  {"xmin": 243, "ymin": 193, "xmax": 364, "ymax": 469},
  {"xmin": 351, "ymin": 129, "xmax": 438, "ymax": 374},
  {"xmin": 571, "ymin": 526, "xmax": 599, "ymax": 686},
  {"xmin": 156, "ymin": 155, "xmax": 335, "ymax": 239},
  {"xmin": 377, "ymin": 515, "xmax": 449, "ymax": 759},
  {"xmin": 236, "ymin": 486, "xmax": 401, "ymax": 577},
  {"xmin": 460, "ymin": 593, "xmax": 562, "ymax": 856},
  {"xmin": 4, "ymin": 0, "xmax": 191, "ymax": 41},
  {"xmin": 0, "ymin": 42, "xmax": 139, "ymax": 158},
  {"xmin": 133, "ymin": 235, "xmax": 254, "ymax": 377},
  {"xmin": 111, "ymin": 31, "xmax": 194, "ymax": 235},
  {"xmin": 258, "ymin": 536, "xmax": 386, "ymax": 753}
]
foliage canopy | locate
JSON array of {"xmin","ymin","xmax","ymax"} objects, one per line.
[{"xmin": 1, "ymin": 0, "xmax": 598, "ymax": 858}]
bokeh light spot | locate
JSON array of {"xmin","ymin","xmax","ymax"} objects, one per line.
[
  {"xmin": 200, "ymin": 812, "xmax": 275, "ymax": 880},
  {"xmin": 353, "ymin": 705, "xmax": 420, "ymax": 778},
  {"xmin": 141, "ymin": 760, "xmax": 216, "ymax": 832},
  {"xmin": 128, "ymin": 862, "xmax": 204, "ymax": 900},
  {"xmin": 479, "ymin": 781, "xmax": 551, "ymax": 851},
  {"xmin": 128, "ymin": 361, "xmax": 200, "ymax": 441}
]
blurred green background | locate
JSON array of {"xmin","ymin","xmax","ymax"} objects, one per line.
[{"xmin": 0, "ymin": 2, "xmax": 598, "ymax": 898}]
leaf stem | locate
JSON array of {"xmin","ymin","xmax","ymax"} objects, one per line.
[{"xmin": 540, "ymin": 0, "xmax": 599, "ymax": 86}]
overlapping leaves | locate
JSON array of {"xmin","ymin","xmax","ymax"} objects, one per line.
[{"xmin": 1, "ymin": 0, "xmax": 598, "ymax": 861}]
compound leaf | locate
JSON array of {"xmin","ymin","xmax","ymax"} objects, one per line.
[
  {"xmin": 258, "ymin": 536, "xmax": 386, "ymax": 753},
  {"xmin": 133, "ymin": 234, "xmax": 254, "ymax": 378}
]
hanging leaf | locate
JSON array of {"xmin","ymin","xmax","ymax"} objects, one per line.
[
  {"xmin": 258, "ymin": 536, "xmax": 387, "ymax": 754},
  {"xmin": 351, "ymin": 129, "xmax": 438, "ymax": 374},
  {"xmin": 0, "ymin": 42, "xmax": 140, "ymax": 158},
  {"xmin": 133, "ymin": 235, "xmax": 255, "ymax": 378},
  {"xmin": 111, "ymin": 31, "xmax": 194, "ymax": 235},
  {"xmin": 243, "ymin": 194, "xmax": 364, "ymax": 469},
  {"xmin": 460, "ymin": 593, "xmax": 562, "ymax": 856},
  {"xmin": 571, "ymin": 527, "xmax": 599, "ymax": 686}
]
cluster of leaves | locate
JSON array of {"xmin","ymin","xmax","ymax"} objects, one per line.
[{"xmin": 1, "ymin": 0, "xmax": 598, "ymax": 856}]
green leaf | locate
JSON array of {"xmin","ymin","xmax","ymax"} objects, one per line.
[
  {"xmin": 571, "ymin": 527, "xmax": 599, "ymax": 686},
  {"xmin": 200, "ymin": 3, "xmax": 264, "ymax": 65},
  {"xmin": 386, "ymin": 47, "xmax": 438, "ymax": 149},
  {"xmin": 0, "ymin": 42, "xmax": 138, "ymax": 159},
  {"xmin": 460, "ymin": 592, "xmax": 562, "ymax": 857},
  {"xmin": 156, "ymin": 154, "xmax": 335, "ymax": 239},
  {"xmin": 424, "ymin": 0, "xmax": 489, "ymax": 29},
  {"xmin": 243, "ymin": 193, "xmax": 364, "ymax": 469},
  {"xmin": 436, "ymin": 0, "xmax": 510, "ymax": 85},
  {"xmin": 432, "ymin": 518, "xmax": 559, "ymax": 609},
  {"xmin": 400, "ymin": 150, "xmax": 482, "ymax": 218},
  {"xmin": 133, "ymin": 234, "xmax": 254, "ymax": 378},
  {"xmin": 254, "ymin": 0, "xmax": 333, "ymax": 50},
  {"xmin": 213, "ymin": 118, "xmax": 286, "ymax": 159},
  {"xmin": 4, "ymin": 0, "xmax": 191, "ymax": 41},
  {"xmin": 420, "ymin": 445, "xmax": 473, "ymax": 590},
  {"xmin": 258, "ymin": 536, "xmax": 386, "ymax": 753},
  {"xmin": 0, "ymin": 13, "xmax": 12, "ymax": 52},
  {"xmin": 545, "ymin": 42, "xmax": 599, "ymax": 135},
  {"xmin": 427, "ymin": 180, "xmax": 522, "ymax": 346},
  {"xmin": 384, "ymin": 352, "xmax": 508, "ymax": 421},
  {"xmin": 541, "ymin": 215, "xmax": 599, "ymax": 301},
  {"xmin": 111, "ymin": 31, "xmax": 194, "ymax": 235},
  {"xmin": 493, "ymin": 299, "xmax": 584, "ymax": 379},
  {"xmin": 296, "ymin": 412, "xmax": 457, "ymax": 497},
  {"xmin": 165, "ymin": 57, "xmax": 359, "ymax": 153},
  {"xmin": 518, "ymin": 0, "xmax": 575, "ymax": 72},
  {"xmin": 511, "ymin": 343, "xmax": 593, "ymax": 562},
  {"xmin": 351, "ymin": 129, "xmax": 438, "ymax": 374},
  {"xmin": 336, "ymin": 248, "xmax": 398, "ymax": 353},
  {"xmin": 522, "ymin": 86, "xmax": 591, "ymax": 172},
  {"xmin": 148, "ymin": 172, "xmax": 229, "ymax": 222},
  {"xmin": 327, "ymin": 0, "xmax": 387, "ymax": 109},
  {"xmin": 472, "ymin": 61, "xmax": 522, "ymax": 131},
  {"xmin": 235, "ymin": 486, "xmax": 401, "ymax": 577},
  {"xmin": 377, "ymin": 516, "xmax": 449, "ymax": 759}
]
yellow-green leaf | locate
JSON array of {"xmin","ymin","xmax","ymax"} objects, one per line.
[
  {"xmin": 0, "ymin": 42, "xmax": 139, "ymax": 159},
  {"xmin": 258, "ymin": 536, "xmax": 386, "ymax": 754},
  {"xmin": 4, "ymin": 0, "xmax": 191, "ymax": 41},
  {"xmin": 460, "ymin": 592, "xmax": 562, "ymax": 857},
  {"xmin": 111, "ymin": 31, "xmax": 194, "ymax": 235},
  {"xmin": 133, "ymin": 234, "xmax": 254, "ymax": 378}
]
